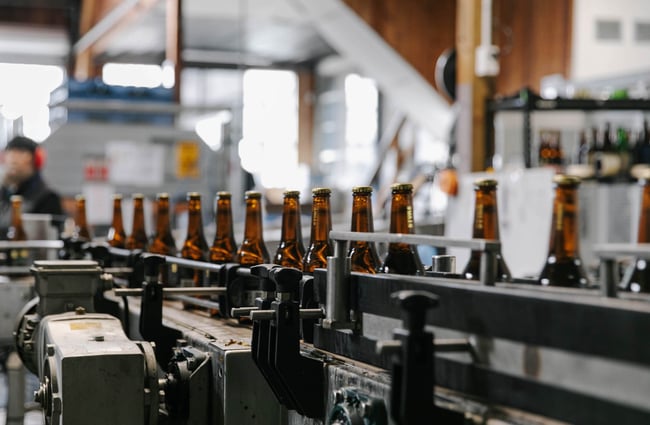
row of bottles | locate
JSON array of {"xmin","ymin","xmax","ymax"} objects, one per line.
[
  {"xmin": 553, "ymin": 120, "xmax": 650, "ymax": 182},
  {"xmin": 82, "ymin": 175, "xmax": 650, "ymax": 291},
  {"xmin": 99, "ymin": 184, "xmax": 422, "ymax": 277},
  {"xmin": 463, "ymin": 176, "xmax": 587, "ymax": 288}
]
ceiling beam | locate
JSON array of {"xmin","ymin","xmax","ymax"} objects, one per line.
[{"xmin": 73, "ymin": 0, "xmax": 158, "ymax": 80}]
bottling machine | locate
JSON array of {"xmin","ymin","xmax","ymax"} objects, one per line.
[{"xmin": 7, "ymin": 230, "xmax": 650, "ymax": 425}]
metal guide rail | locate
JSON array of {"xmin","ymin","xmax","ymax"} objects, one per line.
[
  {"xmin": 0, "ymin": 239, "xmax": 64, "ymax": 275},
  {"xmin": 312, "ymin": 230, "xmax": 650, "ymax": 425},
  {"xmin": 41, "ymin": 235, "xmax": 650, "ymax": 424}
]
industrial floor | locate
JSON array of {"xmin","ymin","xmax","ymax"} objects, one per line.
[{"xmin": 0, "ymin": 358, "xmax": 44, "ymax": 425}]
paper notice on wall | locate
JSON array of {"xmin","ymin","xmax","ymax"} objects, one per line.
[{"xmin": 106, "ymin": 141, "xmax": 165, "ymax": 186}]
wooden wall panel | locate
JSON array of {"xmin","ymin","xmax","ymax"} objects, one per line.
[
  {"xmin": 343, "ymin": 0, "xmax": 457, "ymax": 92},
  {"xmin": 494, "ymin": 0, "xmax": 572, "ymax": 96}
]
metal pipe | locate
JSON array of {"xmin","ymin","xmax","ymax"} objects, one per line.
[
  {"xmin": 6, "ymin": 352, "xmax": 24, "ymax": 425},
  {"xmin": 114, "ymin": 287, "xmax": 227, "ymax": 296},
  {"xmin": 600, "ymin": 258, "xmax": 619, "ymax": 298},
  {"xmin": 479, "ymin": 250, "xmax": 496, "ymax": 286},
  {"xmin": 0, "ymin": 240, "xmax": 63, "ymax": 250},
  {"xmin": 231, "ymin": 307, "xmax": 258, "ymax": 317},
  {"xmin": 330, "ymin": 230, "xmax": 500, "ymax": 252},
  {"xmin": 167, "ymin": 295, "xmax": 221, "ymax": 311},
  {"xmin": 323, "ymin": 240, "xmax": 352, "ymax": 329},
  {"xmin": 431, "ymin": 255, "xmax": 456, "ymax": 273},
  {"xmin": 73, "ymin": 0, "xmax": 140, "ymax": 54}
]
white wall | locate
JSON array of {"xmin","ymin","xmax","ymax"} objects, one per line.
[{"xmin": 572, "ymin": 0, "xmax": 650, "ymax": 80}]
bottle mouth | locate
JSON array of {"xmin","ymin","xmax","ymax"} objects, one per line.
[
  {"xmin": 245, "ymin": 191, "xmax": 262, "ymax": 199},
  {"xmin": 553, "ymin": 174, "xmax": 581, "ymax": 187},
  {"xmin": 217, "ymin": 191, "xmax": 232, "ymax": 198},
  {"xmin": 312, "ymin": 187, "xmax": 332, "ymax": 196},
  {"xmin": 390, "ymin": 183, "xmax": 413, "ymax": 192},
  {"xmin": 352, "ymin": 186, "xmax": 373, "ymax": 194}
]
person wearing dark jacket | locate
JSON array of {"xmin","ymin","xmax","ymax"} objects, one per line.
[{"xmin": 0, "ymin": 136, "xmax": 63, "ymax": 237}]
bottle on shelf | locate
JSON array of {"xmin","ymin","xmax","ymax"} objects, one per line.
[
  {"xmin": 273, "ymin": 190, "xmax": 305, "ymax": 269},
  {"xmin": 631, "ymin": 119, "xmax": 650, "ymax": 179},
  {"xmin": 210, "ymin": 191, "xmax": 238, "ymax": 264},
  {"xmin": 616, "ymin": 126, "xmax": 631, "ymax": 180},
  {"xmin": 149, "ymin": 193, "xmax": 177, "ymax": 256},
  {"xmin": 379, "ymin": 183, "xmax": 423, "ymax": 275},
  {"xmin": 237, "ymin": 191, "xmax": 270, "ymax": 266},
  {"xmin": 303, "ymin": 187, "xmax": 333, "ymax": 273},
  {"xmin": 621, "ymin": 169, "xmax": 650, "ymax": 293},
  {"xmin": 538, "ymin": 175, "xmax": 589, "ymax": 287},
  {"xmin": 106, "ymin": 194, "xmax": 126, "ymax": 248},
  {"xmin": 462, "ymin": 179, "xmax": 511, "ymax": 282},
  {"xmin": 6, "ymin": 195, "xmax": 29, "ymax": 267},
  {"xmin": 125, "ymin": 193, "xmax": 148, "ymax": 251},
  {"xmin": 73, "ymin": 194, "xmax": 92, "ymax": 241},
  {"xmin": 538, "ymin": 129, "xmax": 563, "ymax": 172},
  {"xmin": 348, "ymin": 186, "xmax": 380, "ymax": 274},
  {"xmin": 180, "ymin": 192, "xmax": 209, "ymax": 309},
  {"xmin": 594, "ymin": 122, "xmax": 621, "ymax": 181}
]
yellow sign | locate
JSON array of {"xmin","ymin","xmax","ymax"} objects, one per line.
[
  {"xmin": 176, "ymin": 140, "xmax": 200, "ymax": 179},
  {"xmin": 70, "ymin": 322, "xmax": 102, "ymax": 331}
]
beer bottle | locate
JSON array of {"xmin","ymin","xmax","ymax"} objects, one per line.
[
  {"xmin": 6, "ymin": 195, "xmax": 29, "ymax": 267},
  {"xmin": 106, "ymin": 194, "xmax": 126, "ymax": 248},
  {"xmin": 462, "ymin": 179, "xmax": 511, "ymax": 282},
  {"xmin": 149, "ymin": 193, "xmax": 177, "ymax": 256},
  {"xmin": 348, "ymin": 186, "xmax": 380, "ymax": 273},
  {"xmin": 379, "ymin": 183, "xmax": 423, "ymax": 275},
  {"xmin": 237, "ymin": 191, "xmax": 270, "ymax": 266},
  {"xmin": 274, "ymin": 190, "xmax": 305, "ymax": 269},
  {"xmin": 303, "ymin": 187, "xmax": 333, "ymax": 273},
  {"xmin": 209, "ymin": 191, "xmax": 237, "ymax": 263},
  {"xmin": 621, "ymin": 170, "xmax": 650, "ymax": 292},
  {"xmin": 125, "ymin": 193, "xmax": 148, "ymax": 251},
  {"xmin": 74, "ymin": 194, "xmax": 92, "ymax": 241},
  {"xmin": 180, "ymin": 192, "xmax": 209, "ymax": 308},
  {"xmin": 538, "ymin": 175, "xmax": 589, "ymax": 287}
]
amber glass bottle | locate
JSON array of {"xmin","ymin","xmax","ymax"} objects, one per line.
[
  {"xmin": 274, "ymin": 190, "xmax": 305, "ymax": 269},
  {"xmin": 74, "ymin": 194, "xmax": 92, "ymax": 241},
  {"xmin": 106, "ymin": 194, "xmax": 126, "ymax": 248},
  {"xmin": 538, "ymin": 175, "xmax": 588, "ymax": 287},
  {"xmin": 348, "ymin": 186, "xmax": 380, "ymax": 273},
  {"xmin": 6, "ymin": 195, "xmax": 29, "ymax": 266},
  {"xmin": 379, "ymin": 183, "xmax": 422, "ymax": 275},
  {"xmin": 149, "ymin": 193, "xmax": 177, "ymax": 256},
  {"xmin": 125, "ymin": 193, "xmax": 148, "ymax": 250},
  {"xmin": 621, "ymin": 172, "xmax": 650, "ymax": 292},
  {"xmin": 303, "ymin": 188, "xmax": 333, "ymax": 273},
  {"xmin": 209, "ymin": 192, "xmax": 237, "ymax": 263},
  {"xmin": 180, "ymin": 193, "xmax": 209, "ymax": 308},
  {"xmin": 237, "ymin": 191, "xmax": 270, "ymax": 266},
  {"xmin": 462, "ymin": 179, "xmax": 512, "ymax": 282}
]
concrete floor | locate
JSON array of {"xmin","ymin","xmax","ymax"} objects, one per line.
[{"xmin": 0, "ymin": 358, "xmax": 44, "ymax": 425}]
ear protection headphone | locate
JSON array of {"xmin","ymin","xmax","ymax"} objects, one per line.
[{"xmin": 33, "ymin": 146, "xmax": 46, "ymax": 170}]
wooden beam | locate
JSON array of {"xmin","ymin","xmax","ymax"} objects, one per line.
[
  {"xmin": 73, "ymin": 0, "xmax": 159, "ymax": 80},
  {"xmin": 297, "ymin": 65, "xmax": 315, "ymax": 167},
  {"xmin": 456, "ymin": 0, "xmax": 494, "ymax": 172},
  {"xmin": 165, "ymin": 0, "xmax": 181, "ymax": 101}
]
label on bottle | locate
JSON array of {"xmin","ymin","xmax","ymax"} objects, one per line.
[
  {"xmin": 475, "ymin": 204, "xmax": 484, "ymax": 230},
  {"xmin": 556, "ymin": 204, "xmax": 563, "ymax": 231},
  {"xmin": 406, "ymin": 205, "xmax": 414, "ymax": 230}
]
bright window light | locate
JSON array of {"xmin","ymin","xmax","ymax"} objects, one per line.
[
  {"xmin": 240, "ymin": 69, "xmax": 299, "ymax": 189},
  {"xmin": 195, "ymin": 111, "xmax": 233, "ymax": 151},
  {"xmin": 102, "ymin": 63, "xmax": 164, "ymax": 88},
  {"xmin": 0, "ymin": 63, "xmax": 64, "ymax": 142}
]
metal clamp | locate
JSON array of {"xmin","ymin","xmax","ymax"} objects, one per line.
[{"xmin": 248, "ymin": 265, "xmax": 325, "ymax": 418}]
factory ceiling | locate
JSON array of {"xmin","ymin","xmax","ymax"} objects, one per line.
[{"xmin": 0, "ymin": 0, "xmax": 335, "ymax": 68}]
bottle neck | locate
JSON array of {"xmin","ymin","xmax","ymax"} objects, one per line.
[
  {"xmin": 75, "ymin": 202, "xmax": 87, "ymax": 227},
  {"xmin": 281, "ymin": 197, "xmax": 301, "ymax": 241},
  {"xmin": 155, "ymin": 201, "xmax": 172, "ymax": 236},
  {"xmin": 471, "ymin": 189, "xmax": 500, "ymax": 240},
  {"xmin": 11, "ymin": 201, "xmax": 23, "ymax": 229},
  {"xmin": 309, "ymin": 195, "xmax": 332, "ymax": 243},
  {"xmin": 132, "ymin": 200, "xmax": 146, "ymax": 235},
  {"xmin": 243, "ymin": 199, "xmax": 264, "ymax": 241},
  {"xmin": 548, "ymin": 186, "xmax": 580, "ymax": 259},
  {"xmin": 111, "ymin": 200, "xmax": 124, "ymax": 232},
  {"xmin": 638, "ymin": 185, "xmax": 650, "ymax": 243},
  {"xmin": 351, "ymin": 194, "xmax": 374, "ymax": 233},
  {"xmin": 389, "ymin": 192, "xmax": 414, "ymax": 234},
  {"xmin": 215, "ymin": 199, "xmax": 235, "ymax": 240},
  {"xmin": 186, "ymin": 199, "xmax": 205, "ymax": 239}
]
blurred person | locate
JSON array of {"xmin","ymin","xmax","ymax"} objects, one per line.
[{"xmin": 0, "ymin": 136, "xmax": 63, "ymax": 237}]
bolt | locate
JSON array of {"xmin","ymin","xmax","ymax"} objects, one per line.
[
  {"xmin": 34, "ymin": 386, "xmax": 45, "ymax": 405},
  {"xmin": 47, "ymin": 344, "xmax": 55, "ymax": 356},
  {"xmin": 26, "ymin": 317, "xmax": 39, "ymax": 327},
  {"xmin": 75, "ymin": 306, "xmax": 86, "ymax": 315},
  {"xmin": 333, "ymin": 390, "xmax": 345, "ymax": 404},
  {"xmin": 24, "ymin": 343, "xmax": 33, "ymax": 352},
  {"xmin": 93, "ymin": 335, "xmax": 104, "ymax": 342}
]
